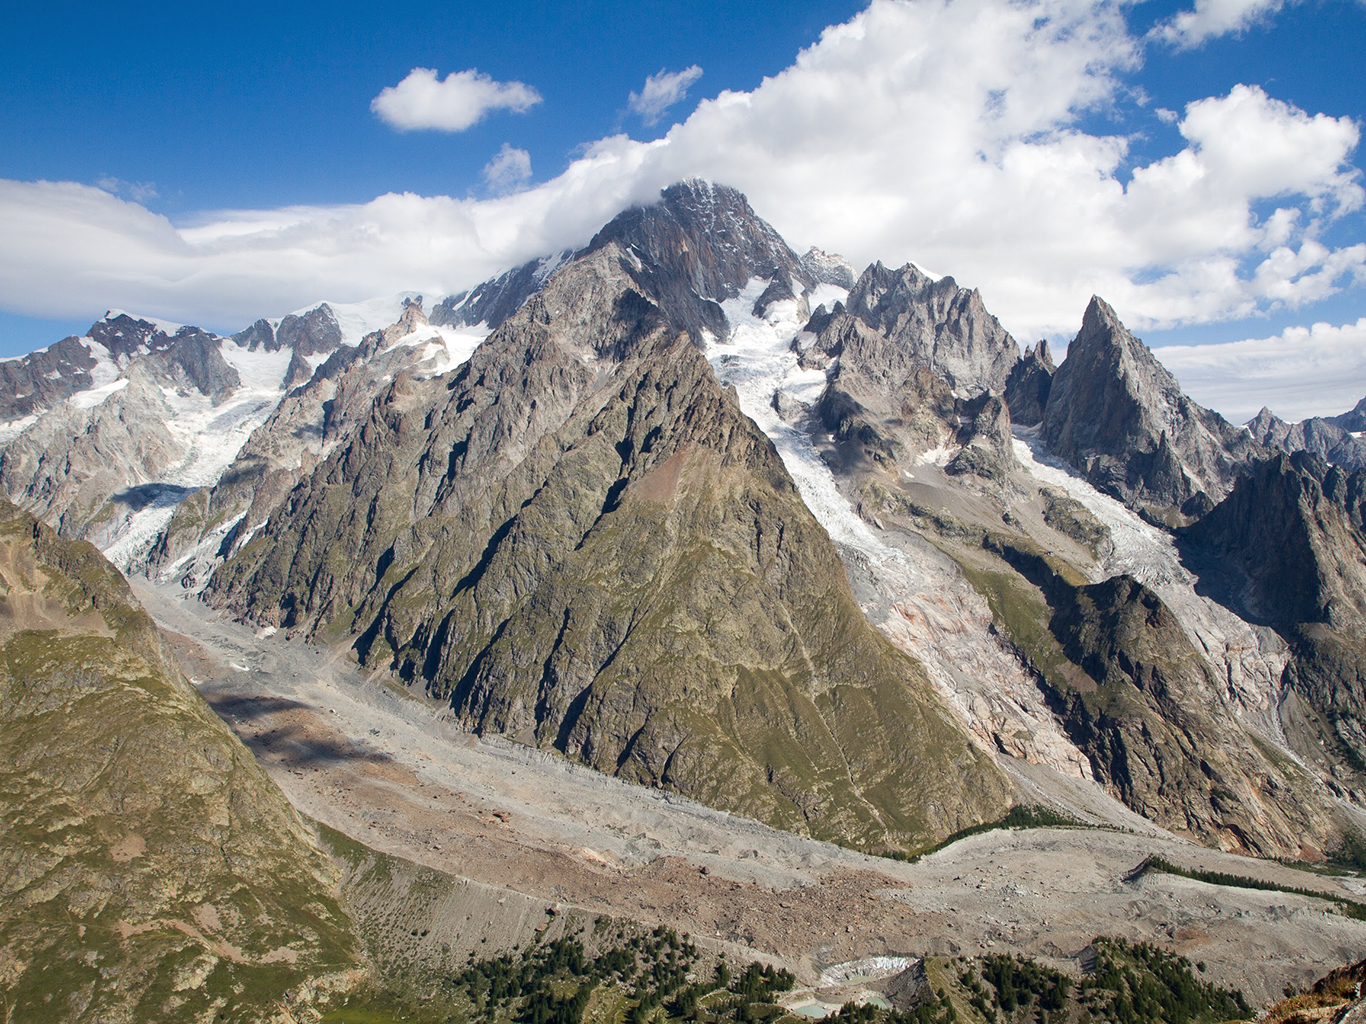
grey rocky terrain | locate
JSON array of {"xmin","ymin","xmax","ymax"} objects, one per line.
[{"xmin": 6, "ymin": 179, "xmax": 1366, "ymax": 1019}]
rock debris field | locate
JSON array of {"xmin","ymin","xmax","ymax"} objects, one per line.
[{"xmin": 136, "ymin": 578, "xmax": 1366, "ymax": 1009}]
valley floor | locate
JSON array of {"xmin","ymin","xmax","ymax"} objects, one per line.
[{"xmin": 135, "ymin": 579, "xmax": 1366, "ymax": 1010}]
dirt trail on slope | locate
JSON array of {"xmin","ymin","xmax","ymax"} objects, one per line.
[{"xmin": 136, "ymin": 579, "xmax": 1366, "ymax": 1008}]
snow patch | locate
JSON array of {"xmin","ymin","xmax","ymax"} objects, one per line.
[
  {"xmin": 319, "ymin": 294, "xmax": 420, "ymax": 345},
  {"xmin": 0, "ymin": 414, "xmax": 37, "ymax": 446},
  {"xmin": 807, "ymin": 282, "xmax": 849, "ymax": 313},
  {"xmin": 102, "ymin": 309, "xmax": 185, "ymax": 335},
  {"xmin": 79, "ymin": 339, "xmax": 121, "ymax": 386},
  {"xmin": 220, "ymin": 339, "xmax": 293, "ymax": 391},
  {"xmin": 70, "ymin": 377, "xmax": 129, "ymax": 411},
  {"xmin": 380, "ymin": 321, "xmax": 490, "ymax": 377}
]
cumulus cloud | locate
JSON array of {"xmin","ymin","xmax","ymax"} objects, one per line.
[
  {"xmin": 628, "ymin": 66, "xmax": 704, "ymax": 125},
  {"xmin": 1152, "ymin": 0, "xmax": 1289, "ymax": 49},
  {"xmin": 483, "ymin": 144, "xmax": 533, "ymax": 193},
  {"xmin": 1, "ymin": 0, "xmax": 1363, "ymax": 358},
  {"xmin": 371, "ymin": 68, "xmax": 541, "ymax": 132},
  {"xmin": 1155, "ymin": 318, "xmax": 1366, "ymax": 422}
]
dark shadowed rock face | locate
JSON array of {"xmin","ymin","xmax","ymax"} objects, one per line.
[
  {"xmin": 206, "ymin": 242, "xmax": 1011, "ymax": 852},
  {"xmin": 1184, "ymin": 451, "xmax": 1366, "ymax": 630},
  {"xmin": 146, "ymin": 326, "xmax": 241, "ymax": 403},
  {"xmin": 1330, "ymin": 395, "xmax": 1366, "ymax": 433},
  {"xmin": 1248, "ymin": 406, "xmax": 1366, "ymax": 472},
  {"xmin": 1183, "ymin": 452, "xmax": 1366, "ymax": 771},
  {"xmin": 0, "ymin": 336, "xmax": 99, "ymax": 422},
  {"xmin": 1004, "ymin": 339, "xmax": 1054, "ymax": 428},
  {"xmin": 232, "ymin": 302, "xmax": 345, "ymax": 357},
  {"xmin": 1041, "ymin": 297, "xmax": 1264, "ymax": 518},
  {"xmin": 585, "ymin": 179, "xmax": 814, "ymax": 344},
  {"xmin": 433, "ymin": 182, "xmax": 818, "ymax": 348},
  {"xmin": 431, "ymin": 250, "xmax": 574, "ymax": 331},
  {"xmin": 232, "ymin": 317, "xmax": 278, "ymax": 351},
  {"xmin": 985, "ymin": 538, "xmax": 1343, "ymax": 857},
  {"xmin": 88, "ymin": 312, "xmax": 174, "ymax": 361},
  {"xmin": 0, "ymin": 499, "xmax": 359, "ymax": 1022}
]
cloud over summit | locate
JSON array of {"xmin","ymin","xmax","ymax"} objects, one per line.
[{"xmin": 1, "ymin": 0, "xmax": 1362, "ymax": 384}]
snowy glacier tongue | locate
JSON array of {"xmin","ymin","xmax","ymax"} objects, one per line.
[
  {"xmin": 709, "ymin": 280, "xmax": 886, "ymax": 554},
  {"xmin": 1011, "ymin": 426, "xmax": 1290, "ymax": 739},
  {"xmin": 1010, "ymin": 426, "xmax": 1189, "ymax": 589}
]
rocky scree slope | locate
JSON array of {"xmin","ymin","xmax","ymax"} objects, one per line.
[
  {"xmin": 205, "ymin": 241, "xmax": 1011, "ymax": 852},
  {"xmin": 0, "ymin": 497, "xmax": 360, "ymax": 1023}
]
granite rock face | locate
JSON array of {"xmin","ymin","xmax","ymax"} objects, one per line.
[
  {"xmin": 1041, "ymin": 297, "xmax": 1264, "ymax": 518},
  {"xmin": 800, "ymin": 261, "xmax": 1020, "ymax": 399},
  {"xmin": 1003, "ymin": 339, "xmax": 1054, "ymax": 428},
  {"xmin": 0, "ymin": 498, "xmax": 359, "ymax": 1022},
  {"xmin": 0, "ymin": 368, "xmax": 188, "ymax": 541},
  {"xmin": 585, "ymin": 179, "xmax": 815, "ymax": 344},
  {"xmin": 802, "ymin": 301, "xmax": 1017, "ymax": 480},
  {"xmin": 1330, "ymin": 395, "xmax": 1366, "ymax": 433},
  {"xmin": 1184, "ymin": 452, "xmax": 1366, "ymax": 773},
  {"xmin": 1248, "ymin": 406, "xmax": 1366, "ymax": 472},
  {"xmin": 206, "ymin": 241, "xmax": 1011, "ymax": 851},
  {"xmin": 430, "ymin": 250, "xmax": 574, "ymax": 331},
  {"xmin": 0, "ymin": 336, "xmax": 100, "ymax": 424}
]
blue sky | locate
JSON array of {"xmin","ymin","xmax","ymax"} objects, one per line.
[{"xmin": 2, "ymin": 0, "xmax": 1364, "ymax": 419}]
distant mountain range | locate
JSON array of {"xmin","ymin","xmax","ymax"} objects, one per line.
[{"xmin": 4, "ymin": 179, "xmax": 1366, "ymax": 1017}]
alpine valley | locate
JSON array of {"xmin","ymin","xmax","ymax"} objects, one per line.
[{"xmin": 5, "ymin": 180, "xmax": 1366, "ymax": 1023}]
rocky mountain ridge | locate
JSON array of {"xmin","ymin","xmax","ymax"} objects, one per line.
[
  {"xmin": 1040, "ymin": 297, "xmax": 1266, "ymax": 521},
  {"xmin": 1248, "ymin": 404, "xmax": 1366, "ymax": 472},
  {"xmin": 204, "ymin": 239, "xmax": 1012, "ymax": 850},
  {"xmin": 3, "ymin": 180, "xmax": 1364, "ymax": 863}
]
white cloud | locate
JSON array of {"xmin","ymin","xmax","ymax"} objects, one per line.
[
  {"xmin": 628, "ymin": 66, "xmax": 704, "ymax": 125},
  {"xmin": 1155, "ymin": 319, "xmax": 1366, "ymax": 422},
  {"xmin": 483, "ymin": 144, "xmax": 533, "ymax": 193},
  {"xmin": 1152, "ymin": 0, "xmax": 1289, "ymax": 49},
  {"xmin": 1, "ymin": 0, "xmax": 1363, "ymax": 356},
  {"xmin": 96, "ymin": 176, "xmax": 159, "ymax": 203},
  {"xmin": 371, "ymin": 68, "xmax": 541, "ymax": 132}
]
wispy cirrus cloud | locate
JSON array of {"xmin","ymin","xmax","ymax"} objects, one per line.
[
  {"xmin": 628, "ymin": 66, "xmax": 703, "ymax": 125},
  {"xmin": 371, "ymin": 68, "xmax": 541, "ymax": 132}
]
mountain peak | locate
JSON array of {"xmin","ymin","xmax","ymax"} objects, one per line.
[
  {"xmin": 1041, "ymin": 298, "xmax": 1263, "ymax": 514},
  {"xmin": 1080, "ymin": 294, "xmax": 1123, "ymax": 333},
  {"xmin": 584, "ymin": 180, "xmax": 810, "ymax": 343}
]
